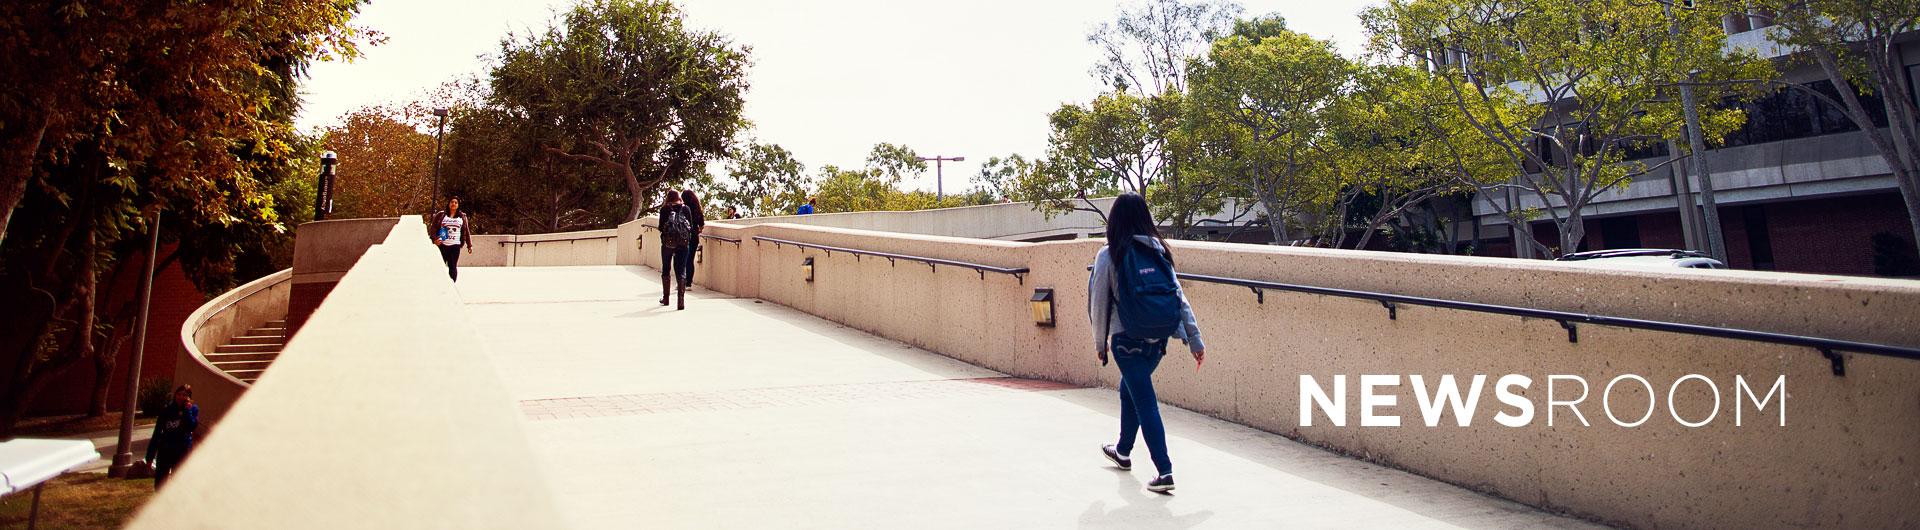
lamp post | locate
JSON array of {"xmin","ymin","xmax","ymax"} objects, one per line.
[
  {"xmin": 315, "ymin": 151, "xmax": 337, "ymax": 221},
  {"xmin": 431, "ymin": 108, "xmax": 449, "ymax": 212},
  {"xmin": 108, "ymin": 208, "xmax": 161, "ymax": 478},
  {"xmin": 916, "ymin": 155, "xmax": 965, "ymax": 201}
]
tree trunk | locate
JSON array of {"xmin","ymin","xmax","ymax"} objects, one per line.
[
  {"xmin": 1260, "ymin": 196, "xmax": 1288, "ymax": 245},
  {"xmin": 0, "ymin": 111, "xmax": 50, "ymax": 253}
]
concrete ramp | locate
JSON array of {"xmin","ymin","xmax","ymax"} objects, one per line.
[{"xmin": 461, "ymin": 266, "xmax": 1604, "ymax": 529}]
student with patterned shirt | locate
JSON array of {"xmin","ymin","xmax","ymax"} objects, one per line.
[{"xmin": 427, "ymin": 197, "xmax": 474, "ymax": 281}]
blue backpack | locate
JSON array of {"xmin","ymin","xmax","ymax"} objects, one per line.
[{"xmin": 1110, "ymin": 240, "xmax": 1183, "ymax": 339}]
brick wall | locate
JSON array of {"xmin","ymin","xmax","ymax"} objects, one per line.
[{"xmin": 28, "ymin": 245, "xmax": 207, "ymax": 416}]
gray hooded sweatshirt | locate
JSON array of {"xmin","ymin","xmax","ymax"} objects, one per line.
[{"xmin": 1088, "ymin": 235, "xmax": 1205, "ymax": 354}]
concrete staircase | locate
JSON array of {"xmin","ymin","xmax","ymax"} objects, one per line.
[{"xmin": 207, "ymin": 320, "xmax": 288, "ymax": 384}]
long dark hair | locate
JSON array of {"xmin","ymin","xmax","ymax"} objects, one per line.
[
  {"xmin": 681, "ymin": 189, "xmax": 704, "ymax": 220},
  {"xmin": 662, "ymin": 189, "xmax": 682, "ymax": 206},
  {"xmin": 1106, "ymin": 192, "xmax": 1171, "ymax": 264}
]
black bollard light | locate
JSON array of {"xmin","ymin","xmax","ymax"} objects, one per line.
[{"xmin": 316, "ymin": 150, "xmax": 337, "ymax": 220}]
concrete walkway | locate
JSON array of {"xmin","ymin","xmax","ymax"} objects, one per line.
[{"xmin": 460, "ymin": 265, "xmax": 1605, "ymax": 529}]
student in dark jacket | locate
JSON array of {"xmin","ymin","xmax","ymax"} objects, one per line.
[
  {"xmin": 146, "ymin": 384, "xmax": 200, "ymax": 488},
  {"xmin": 680, "ymin": 189, "xmax": 707, "ymax": 289},
  {"xmin": 657, "ymin": 190, "xmax": 693, "ymax": 309},
  {"xmin": 427, "ymin": 197, "xmax": 474, "ymax": 281}
]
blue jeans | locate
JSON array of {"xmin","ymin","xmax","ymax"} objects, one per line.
[{"xmin": 1113, "ymin": 334, "xmax": 1172, "ymax": 476}]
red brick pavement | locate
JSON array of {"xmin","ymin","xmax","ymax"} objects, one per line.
[{"xmin": 519, "ymin": 377, "xmax": 1082, "ymax": 422}]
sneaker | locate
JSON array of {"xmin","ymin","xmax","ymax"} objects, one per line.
[
  {"xmin": 1146, "ymin": 474, "xmax": 1175, "ymax": 493},
  {"xmin": 1101, "ymin": 444, "xmax": 1131, "ymax": 470}
]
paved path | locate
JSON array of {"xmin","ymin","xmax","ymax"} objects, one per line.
[{"xmin": 460, "ymin": 266, "xmax": 1605, "ymax": 529}]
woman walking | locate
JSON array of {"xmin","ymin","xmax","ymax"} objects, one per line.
[
  {"xmin": 428, "ymin": 196, "xmax": 473, "ymax": 281},
  {"xmin": 657, "ymin": 190, "xmax": 695, "ymax": 309},
  {"xmin": 146, "ymin": 384, "xmax": 199, "ymax": 489},
  {"xmin": 1089, "ymin": 192, "xmax": 1205, "ymax": 493},
  {"xmin": 680, "ymin": 189, "xmax": 707, "ymax": 290}
]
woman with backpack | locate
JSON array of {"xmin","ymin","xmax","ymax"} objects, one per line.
[
  {"xmin": 680, "ymin": 189, "xmax": 707, "ymax": 290},
  {"xmin": 657, "ymin": 189, "xmax": 695, "ymax": 310},
  {"xmin": 1089, "ymin": 192, "xmax": 1205, "ymax": 494}
]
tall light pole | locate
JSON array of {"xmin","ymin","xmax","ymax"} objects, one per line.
[
  {"xmin": 430, "ymin": 108, "xmax": 449, "ymax": 212},
  {"xmin": 108, "ymin": 208, "xmax": 161, "ymax": 478},
  {"xmin": 916, "ymin": 155, "xmax": 965, "ymax": 201}
]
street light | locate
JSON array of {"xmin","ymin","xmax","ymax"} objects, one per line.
[
  {"xmin": 431, "ymin": 108, "xmax": 449, "ymax": 212},
  {"xmin": 107, "ymin": 208, "xmax": 161, "ymax": 478},
  {"xmin": 315, "ymin": 150, "xmax": 337, "ymax": 221},
  {"xmin": 916, "ymin": 155, "xmax": 965, "ymax": 201}
]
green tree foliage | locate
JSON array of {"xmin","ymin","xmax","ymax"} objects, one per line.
[
  {"xmin": 489, "ymin": 0, "xmax": 750, "ymax": 222},
  {"xmin": 0, "ymin": 1, "xmax": 372, "ymax": 434},
  {"xmin": 1181, "ymin": 16, "xmax": 1353, "ymax": 244},
  {"xmin": 713, "ymin": 141, "xmax": 810, "ymax": 217},
  {"xmin": 1362, "ymin": 0, "xmax": 1770, "ymax": 257},
  {"xmin": 1758, "ymin": 0, "xmax": 1920, "ymax": 259},
  {"xmin": 806, "ymin": 143, "xmax": 991, "ymax": 214},
  {"xmin": 0, "ymin": 0, "xmax": 378, "ymax": 254}
]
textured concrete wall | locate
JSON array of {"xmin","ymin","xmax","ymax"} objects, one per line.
[
  {"xmin": 674, "ymin": 221, "xmax": 1920, "ymax": 529},
  {"xmin": 465, "ymin": 229, "xmax": 621, "ymax": 267},
  {"xmin": 288, "ymin": 218, "xmax": 402, "ymax": 334},
  {"xmin": 174, "ymin": 269, "xmax": 291, "ymax": 429},
  {"xmin": 130, "ymin": 216, "xmax": 562, "ymax": 530},
  {"xmin": 720, "ymin": 197, "xmax": 1265, "ymax": 241}
]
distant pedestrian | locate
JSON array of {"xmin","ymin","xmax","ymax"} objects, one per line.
[
  {"xmin": 681, "ymin": 189, "xmax": 708, "ymax": 289},
  {"xmin": 1090, "ymin": 192, "xmax": 1205, "ymax": 494},
  {"xmin": 657, "ymin": 189, "xmax": 695, "ymax": 310},
  {"xmin": 796, "ymin": 196, "xmax": 816, "ymax": 215},
  {"xmin": 727, "ymin": 206, "xmax": 741, "ymax": 220},
  {"xmin": 428, "ymin": 197, "xmax": 473, "ymax": 281},
  {"xmin": 146, "ymin": 384, "xmax": 199, "ymax": 489}
]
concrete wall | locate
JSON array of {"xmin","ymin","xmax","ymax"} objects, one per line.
[
  {"xmin": 173, "ymin": 269, "xmax": 290, "ymax": 429},
  {"xmin": 655, "ymin": 220, "xmax": 1920, "ymax": 529},
  {"xmin": 130, "ymin": 217, "xmax": 561, "ymax": 529},
  {"xmin": 726, "ymin": 197, "xmax": 1265, "ymax": 241},
  {"xmin": 288, "ymin": 217, "xmax": 403, "ymax": 334},
  {"xmin": 466, "ymin": 229, "xmax": 621, "ymax": 267}
]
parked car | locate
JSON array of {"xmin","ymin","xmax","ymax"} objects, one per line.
[{"xmin": 1554, "ymin": 249, "xmax": 1728, "ymax": 270}]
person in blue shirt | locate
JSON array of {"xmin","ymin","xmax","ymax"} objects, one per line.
[
  {"xmin": 796, "ymin": 196, "xmax": 816, "ymax": 215},
  {"xmin": 146, "ymin": 384, "xmax": 199, "ymax": 488}
]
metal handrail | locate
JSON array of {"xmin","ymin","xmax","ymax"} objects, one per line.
[
  {"xmin": 497, "ymin": 234, "xmax": 616, "ymax": 246},
  {"xmin": 754, "ymin": 236, "xmax": 1030, "ymax": 283},
  {"xmin": 636, "ymin": 225, "xmax": 742, "ymax": 244},
  {"xmin": 1129, "ymin": 267, "xmax": 1919, "ymax": 375}
]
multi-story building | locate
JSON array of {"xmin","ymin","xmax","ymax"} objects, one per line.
[{"xmin": 1464, "ymin": 16, "xmax": 1919, "ymax": 276}]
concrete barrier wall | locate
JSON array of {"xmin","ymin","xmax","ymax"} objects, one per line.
[
  {"xmin": 656, "ymin": 220, "xmax": 1920, "ymax": 529},
  {"xmin": 725, "ymin": 198, "xmax": 1264, "ymax": 241},
  {"xmin": 130, "ymin": 216, "xmax": 561, "ymax": 529},
  {"xmin": 173, "ymin": 268, "xmax": 291, "ymax": 429},
  {"xmin": 465, "ymin": 229, "xmax": 621, "ymax": 267},
  {"xmin": 288, "ymin": 217, "xmax": 402, "ymax": 334}
]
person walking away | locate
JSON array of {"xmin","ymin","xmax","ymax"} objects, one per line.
[
  {"xmin": 146, "ymin": 384, "xmax": 199, "ymax": 489},
  {"xmin": 680, "ymin": 190, "xmax": 707, "ymax": 290},
  {"xmin": 1089, "ymin": 192, "xmax": 1205, "ymax": 494},
  {"xmin": 796, "ymin": 196, "xmax": 816, "ymax": 215},
  {"xmin": 657, "ymin": 190, "xmax": 695, "ymax": 309},
  {"xmin": 428, "ymin": 197, "xmax": 473, "ymax": 281}
]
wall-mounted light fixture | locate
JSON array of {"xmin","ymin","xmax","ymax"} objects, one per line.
[
  {"xmin": 1030, "ymin": 288, "xmax": 1055, "ymax": 327},
  {"xmin": 802, "ymin": 256, "xmax": 815, "ymax": 282}
]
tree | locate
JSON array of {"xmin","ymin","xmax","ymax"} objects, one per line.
[
  {"xmin": 0, "ymin": 0, "xmax": 377, "ymax": 254},
  {"xmin": 1323, "ymin": 65, "xmax": 1477, "ymax": 250},
  {"xmin": 1759, "ymin": 0, "xmax": 1920, "ymax": 260},
  {"xmin": 1181, "ymin": 16, "xmax": 1354, "ymax": 244},
  {"xmin": 321, "ymin": 105, "xmax": 436, "ymax": 218},
  {"xmin": 489, "ymin": 0, "xmax": 750, "ymax": 222},
  {"xmin": 1362, "ymin": 0, "xmax": 1769, "ymax": 257},
  {"xmin": 1, "ymin": 0, "xmax": 365, "ymax": 434},
  {"xmin": 715, "ymin": 141, "xmax": 809, "ymax": 217},
  {"xmin": 1012, "ymin": 0, "xmax": 1243, "ymax": 231}
]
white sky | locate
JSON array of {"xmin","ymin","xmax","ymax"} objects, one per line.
[{"xmin": 297, "ymin": 0, "xmax": 1375, "ymax": 194}]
